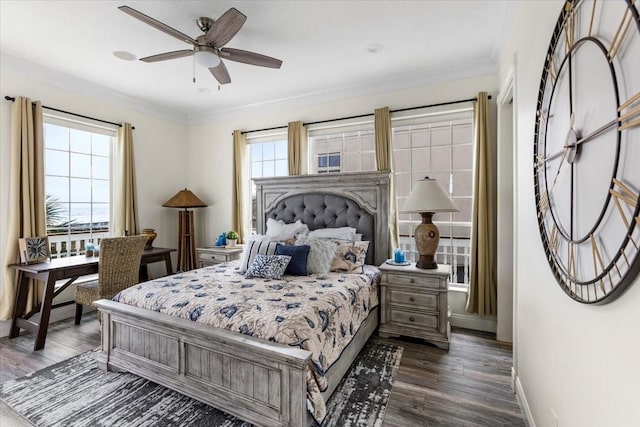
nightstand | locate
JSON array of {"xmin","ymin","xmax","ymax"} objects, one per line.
[
  {"xmin": 196, "ymin": 246, "xmax": 243, "ymax": 268},
  {"xmin": 378, "ymin": 262, "xmax": 451, "ymax": 350}
]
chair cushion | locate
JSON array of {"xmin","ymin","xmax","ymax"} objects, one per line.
[{"xmin": 74, "ymin": 281, "xmax": 100, "ymax": 306}]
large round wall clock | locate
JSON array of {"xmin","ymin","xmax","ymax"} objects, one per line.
[{"xmin": 534, "ymin": 0, "xmax": 640, "ymax": 304}]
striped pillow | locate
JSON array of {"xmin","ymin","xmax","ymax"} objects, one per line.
[{"xmin": 238, "ymin": 235, "xmax": 280, "ymax": 273}]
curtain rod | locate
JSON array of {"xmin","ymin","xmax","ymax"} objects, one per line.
[
  {"xmin": 4, "ymin": 96, "xmax": 135, "ymax": 130},
  {"xmin": 239, "ymin": 95, "xmax": 491, "ymax": 135}
]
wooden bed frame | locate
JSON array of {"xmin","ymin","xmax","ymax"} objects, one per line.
[{"xmin": 96, "ymin": 171, "xmax": 391, "ymax": 427}]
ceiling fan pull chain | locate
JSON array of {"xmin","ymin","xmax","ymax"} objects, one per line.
[{"xmin": 193, "ymin": 54, "xmax": 196, "ymax": 84}]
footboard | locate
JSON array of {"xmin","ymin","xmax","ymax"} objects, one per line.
[{"xmin": 95, "ymin": 299, "xmax": 312, "ymax": 427}]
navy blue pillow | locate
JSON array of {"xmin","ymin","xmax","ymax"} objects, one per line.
[{"xmin": 275, "ymin": 244, "xmax": 310, "ymax": 276}]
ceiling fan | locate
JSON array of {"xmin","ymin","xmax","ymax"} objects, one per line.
[{"xmin": 118, "ymin": 5, "xmax": 282, "ymax": 85}]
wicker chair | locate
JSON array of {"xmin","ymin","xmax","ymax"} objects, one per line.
[{"xmin": 74, "ymin": 235, "xmax": 148, "ymax": 325}]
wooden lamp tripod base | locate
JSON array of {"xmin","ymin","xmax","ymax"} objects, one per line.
[
  {"xmin": 177, "ymin": 210, "xmax": 196, "ymax": 272},
  {"xmin": 162, "ymin": 188, "xmax": 207, "ymax": 272}
]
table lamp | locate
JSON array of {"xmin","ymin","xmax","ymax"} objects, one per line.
[
  {"xmin": 163, "ymin": 189, "xmax": 207, "ymax": 271},
  {"xmin": 401, "ymin": 177, "xmax": 459, "ymax": 269}
]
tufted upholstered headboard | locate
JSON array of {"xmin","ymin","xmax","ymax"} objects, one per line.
[{"xmin": 254, "ymin": 171, "xmax": 391, "ymax": 266}]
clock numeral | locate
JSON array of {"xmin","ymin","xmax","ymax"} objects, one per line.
[
  {"xmin": 545, "ymin": 54, "xmax": 558, "ymax": 84},
  {"xmin": 608, "ymin": 5, "xmax": 634, "ymax": 62},
  {"xmin": 567, "ymin": 242, "xmax": 576, "ymax": 281},
  {"xmin": 537, "ymin": 108, "xmax": 549, "ymax": 125},
  {"xmin": 549, "ymin": 224, "xmax": 559, "ymax": 255},
  {"xmin": 588, "ymin": 0, "xmax": 598, "ymax": 37},
  {"xmin": 563, "ymin": 2, "xmax": 575, "ymax": 53},
  {"xmin": 535, "ymin": 154, "xmax": 546, "ymax": 172},
  {"xmin": 538, "ymin": 191, "xmax": 550, "ymax": 219},
  {"xmin": 610, "ymin": 178, "xmax": 639, "ymax": 251},
  {"xmin": 610, "ymin": 179, "xmax": 639, "ymax": 227},
  {"xmin": 590, "ymin": 234, "xmax": 611, "ymax": 294},
  {"xmin": 618, "ymin": 92, "xmax": 640, "ymax": 131}
]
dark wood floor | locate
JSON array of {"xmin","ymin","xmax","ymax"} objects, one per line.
[{"xmin": 0, "ymin": 314, "xmax": 524, "ymax": 426}]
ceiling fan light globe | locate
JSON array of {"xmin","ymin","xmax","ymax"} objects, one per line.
[{"xmin": 195, "ymin": 49, "xmax": 221, "ymax": 68}]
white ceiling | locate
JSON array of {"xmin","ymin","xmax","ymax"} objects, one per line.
[{"xmin": 0, "ymin": 0, "xmax": 516, "ymax": 124}]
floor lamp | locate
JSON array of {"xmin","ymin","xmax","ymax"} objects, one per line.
[{"xmin": 163, "ymin": 189, "xmax": 207, "ymax": 272}]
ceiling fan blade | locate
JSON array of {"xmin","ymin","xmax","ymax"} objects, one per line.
[
  {"xmin": 209, "ymin": 61, "xmax": 232, "ymax": 85},
  {"xmin": 140, "ymin": 49, "xmax": 194, "ymax": 63},
  {"xmin": 220, "ymin": 48, "xmax": 282, "ymax": 69},
  {"xmin": 205, "ymin": 8, "xmax": 247, "ymax": 47},
  {"xmin": 119, "ymin": 5, "xmax": 197, "ymax": 45}
]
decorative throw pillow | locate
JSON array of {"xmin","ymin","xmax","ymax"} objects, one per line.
[
  {"xmin": 330, "ymin": 240, "xmax": 370, "ymax": 273},
  {"xmin": 276, "ymin": 244, "xmax": 310, "ymax": 276},
  {"xmin": 294, "ymin": 236, "xmax": 337, "ymax": 274},
  {"xmin": 266, "ymin": 218, "xmax": 309, "ymax": 240},
  {"xmin": 308, "ymin": 226, "xmax": 358, "ymax": 241},
  {"xmin": 245, "ymin": 254, "xmax": 291, "ymax": 279},
  {"xmin": 238, "ymin": 235, "xmax": 279, "ymax": 273}
]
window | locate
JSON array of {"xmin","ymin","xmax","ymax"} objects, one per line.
[
  {"xmin": 248, "ymin": 135, "xmax": 288, "ymax": 232},
  {"xmin": 316, "ymin": 152, "xmax": 341, "ymax": 173},
  {"xmin": 308, "ymin": 123, "xmax": 376, "ymax": 174},
  {"xmin": 393, "ymin": 109, "xmax": 474, "ymax": 285},
  {"xmin": 44, "ymin": 117, "xmax": 115, "ymax": 257}
]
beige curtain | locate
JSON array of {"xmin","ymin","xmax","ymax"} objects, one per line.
[
  {"xmin": 287, "ymin": 121, "xmax": 307, "ymax": 175},
  {"xmin": 466, "ymin": 92, "xmax": 497, "ymax": 315},
  {"xmin": 112, "ymin": 123, "xmax": 139, "ymax": 237},
  {"xmin": 375, "ymin": 107, "xmax": 398, "ymax": 255},
  {"xmin": 0, "ymin": 97, "xmax": 46, "ymax": 320},
  {"xmin": 232, "ymin": 130, "xmax": 248, "ymax": 243}
]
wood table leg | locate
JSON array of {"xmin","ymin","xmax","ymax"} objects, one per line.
[
  {"xmin": 9, "ymin": 271, "xmax": 29, "ymax": 339},
  {"xmin": 33, "ymin": 273, "xmax": 56, "ymax": 351},
  {"xmin": 164, "ymin": 252, "xmax": 173, "ymax": 276}
]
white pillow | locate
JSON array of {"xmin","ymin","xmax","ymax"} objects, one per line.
[
  {"xmin": 238, "ymin": 234, "xmax": 279, "ymax": 273},
  {"xmin": 308, "ymin": 226, "xmax": 358, "ymax": 241},
  {"xmin": 294, "ymin": 236, "xmax": 337, "ymax": 274},
  {"xmin": 266, "ymin": 218, "xmax": 309, "ymax": 240}
]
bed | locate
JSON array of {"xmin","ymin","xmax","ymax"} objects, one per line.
[{"xmin": 95, "ymin": 171, "xmax": 391, "ymax": 427}]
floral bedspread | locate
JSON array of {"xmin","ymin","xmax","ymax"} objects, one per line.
[{"xmin": 113, "ymin": 261, "xmax": 380, "ymax": 422}]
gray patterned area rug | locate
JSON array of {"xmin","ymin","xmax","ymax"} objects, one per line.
[{"xmin": 1, "ymin": 340, "xmax": 402, "ymax": 427}]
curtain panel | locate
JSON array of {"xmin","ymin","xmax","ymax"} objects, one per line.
[
  {"xmin": 112, "ymin": 123, "xmax": 140, "ymax": 237},
  {"xmin": 232, "ymin": 130, "xmax": 248, "ymax": 243},
  {"xmin": 374, "ymin": 107, "xmax": 398, "ymax": 255},
  {"xmin": 466, "ymin": 92, "xmax": 497, "ymax": 316},
  {"xmin": 287, "ymin": 121, "xmax": 307, "ymax": 175},
  {"xmin": 0, "ymin": 97, "xmax": 46, "ymax": 320}
]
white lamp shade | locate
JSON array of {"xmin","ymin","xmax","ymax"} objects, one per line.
[
  {"xmin": 195, "ymin": 48, "xmax": 221, "ymax": 68},
  {"xmin": 402, "ymin": 177, "xmax": 459, "ymax": 213}
]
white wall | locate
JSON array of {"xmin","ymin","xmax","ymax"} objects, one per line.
[
  {"xmin": 0, "ymin": 68, "xmax": 187, "ymax": 323},
  {"xmin": 499, "ymin": 2, "xmax": 640, "ymax": 426},
  {"xmin": 187, "ymin": 74, "xmax": 500, "ymax": 332}
]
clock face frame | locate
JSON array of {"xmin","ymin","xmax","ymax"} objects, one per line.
[{"xmin": 533, "ymin": 0, "xmax": 640, "ymax": 304}]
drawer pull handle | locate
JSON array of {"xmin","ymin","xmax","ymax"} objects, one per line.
[
  {"xmin": 409, "ymin": 297, "xmax": 415, "ymax": 302},
  {"xmin": 410, "ymin": 278, "xmax": 415, "ymax": 283},
  {"xmin": 409, "ymin": 317, "xmax": 415, "ymax": 322}
]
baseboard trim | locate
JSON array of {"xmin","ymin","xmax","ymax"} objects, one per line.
[
  {"xmin": 514, "ymin": 370, "xmax": 535, "ymax": 427},
  {"xmin": 450, "ymin": 312, "xmax": 497, "ymax": 333},
  {"xmin": 0, "ymin": 304, "xmax": 95, "ymax": 338}
]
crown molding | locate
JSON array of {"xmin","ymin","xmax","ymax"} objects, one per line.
[
  {"xmin": 2, "ymin": 51, "xmax": 497, "ymax": 128},
  {"xmin": 0, "ymin": 52, "xmax": 188, "ymax": 126},
  {"xmin": 186, "ymin": 57, "xmax": 498, "ymax": 126}
]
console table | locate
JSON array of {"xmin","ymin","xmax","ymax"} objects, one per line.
[{"xmin": 8, "ymin": 247, "xmax": 175, "ymax": 350}]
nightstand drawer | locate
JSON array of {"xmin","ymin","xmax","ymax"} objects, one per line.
[
  {"xmin": 199, "ymin": 252, "xmax": 228, "ymax": 262},
  {"xmin": 390, "ymin": 309, "xmax": 438, "ymax": 329},
  {"xmin": 389, "ymin": 289, "xmax": 438, "ymax": 309},
  {"xmin": 385, "ymin": 272, "xmax": 444, "ymax": 289}
]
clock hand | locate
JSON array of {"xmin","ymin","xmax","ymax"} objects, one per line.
[
  {"xmin": 546, "ymin": 117, "xmax": 616, "ymax": 167},
  {"xmin": 573, "ymin": 117, "xmax": 617, "ymax": 148},
  {"xmin": 551, "ymin": 113, "xmax": 575, "ymax": 189}
]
